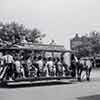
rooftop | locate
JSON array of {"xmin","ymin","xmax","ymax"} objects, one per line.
[{"xmin": 0, "ymin": 42, "xmax": 70, "ymax": 52}]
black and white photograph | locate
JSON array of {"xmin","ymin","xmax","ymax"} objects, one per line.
[{"xmin": 0, "ymin": 0, "xmax": 100, "ymax": 100}]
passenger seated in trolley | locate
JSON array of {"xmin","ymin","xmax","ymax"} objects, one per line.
[
  {"xmin": 35, "ymin": 56, "xmax": 44, "ymax": 77},
  {"xmin": 27, "ymin": 56, "xmax": 37, "ymax": 77},
  {"xmin": 56, "ymin": 57, "xmax": 65, "ymax": 77},
  {"xmin": 14, "ymin": 57, "xmax": 25, "ymax": 79},
  {"xmin": 46, "ymin": 57, "xmax": 55, "ymax": 77}
]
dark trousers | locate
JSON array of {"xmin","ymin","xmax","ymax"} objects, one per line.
[
  {"xmin": 86, "ymin": 67, "xmax": 92, "ymax": 80},
  {"xmin": 71, "ymin": 63, "xmax": 76, "ymax": 78},
  {"xmin": 4, "ymin": 63, "xmax": 13, "ymax": 80},
  {"xmin": 33, "ymin": 63, "xmax": 40, "ymax": 77},
  {"xmin": 77, "ymin": 65, "xmax": 83, "ymax": 80},
  {"xmin": 22, "ymin": 64, "xmax": 29, "ymax": 77}
]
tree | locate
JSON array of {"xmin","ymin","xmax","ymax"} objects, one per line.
[
  {"xmin": 26, "ymin": 28, "xmax": 45, "ymax": 43},
  {"xmin": 0, "ymin": 22, "xmax": 45, "ymax": 45}
]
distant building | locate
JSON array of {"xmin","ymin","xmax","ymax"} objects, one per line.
[
  {"xmin": 70, "ymin": 33, "xmax": 82, "ymax": 50},
  {"xmin": 70, "ymin": 32, "xmax": 100, "ymax": 58}
]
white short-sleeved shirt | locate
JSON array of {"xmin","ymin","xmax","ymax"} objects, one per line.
[
  {"xmin": 86, "ymin": 60, "xmax": 92, "ymax": 68},
  {"xmin": 46, "ymin": 61, "xmax": 54, "ymax": 68},
  {"xmin": 80, "ymin": 59, "xmax": 84, "ymax": 65},
  {"xmin": 3, "ymin": 54, "xmax": 14, "ymax": 64},
  {"xmin": 0, "ymin": 56, "xmax": 4, "ymax": 65},
  {"xmin": 36, "ymin": 60, "xmax": 43, "ymax": 69},
  {"xmin": 57, "ymin": 61, "xmax": 62, "ymax": 66},
  {"xmin": 15, "ymin": 60, "xmax": 21, "ymax": 72}
]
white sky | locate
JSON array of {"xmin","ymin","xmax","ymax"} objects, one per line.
[{"xmin": 0, "ymin": 0, "xmax": 100, "ymax": 49}]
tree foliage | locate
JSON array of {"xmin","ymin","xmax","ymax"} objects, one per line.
[{"xmin": 0, "ymin": 22, "xmax": 45, "ymax": 45}]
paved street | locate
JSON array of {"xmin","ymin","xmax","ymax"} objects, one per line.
[{"xmin": 0, "ymin": 69, "xmax": 100, "ymax": 100}]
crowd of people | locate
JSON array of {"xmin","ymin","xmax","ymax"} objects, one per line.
[
  {"xmin": 71, "ymin": 54, "xmax": 93, "ymax": 81},
  {"xmin": 0, "ymin": 50, "xmax": 94, "ymax": 82},
  {"xmin": 0, "ymin": 50, "xmax": 70, "ymax": 81}
]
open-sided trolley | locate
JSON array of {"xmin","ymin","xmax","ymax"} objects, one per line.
[{"xmin": 0, "ymin": 43, "xmax": 72, "ymax": 85}]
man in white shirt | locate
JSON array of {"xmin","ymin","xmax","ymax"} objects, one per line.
[
  {"xmin": 36, "ymin": 56, "xmax": 44, "ymax": 77},
  {"xmin": 14, "ymin": 57, "xmax": 25, "ymax": 79},
  {"xmin": 86, "ymin": 59, "xmax": 92, "ymax": 81},
  {"xmin": 3, "ymin": 51, "xmax": 14, "ymax": 80},
  {"xmin": 46, "ymin": 57, "xmax": 54, "ymax": 76}
]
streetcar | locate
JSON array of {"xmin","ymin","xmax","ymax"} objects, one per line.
[{"xmin": 0, "ymin": 42, "xmax": 73, "ymax": 85}]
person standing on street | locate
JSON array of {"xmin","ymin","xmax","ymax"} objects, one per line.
[
  {"xmin": 70, "ymin": 54, "xmax": 77, "ymax": 78},
  {"xmin": 86, "ymin": 59, "xmax": 92, "ymax": 81}
]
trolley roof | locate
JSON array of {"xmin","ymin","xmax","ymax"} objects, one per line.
[{"xmin": 0, "ymin": 43, "xmax": 71, "ymax": 52}]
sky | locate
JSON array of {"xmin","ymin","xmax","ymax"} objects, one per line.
[{"xmin": 0, "ymin": 0, "xmax": 100, "ymax": 50}]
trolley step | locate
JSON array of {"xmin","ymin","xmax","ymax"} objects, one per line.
[{"xmin": 1, "ymin": 76, "xmax": 73, "ymax": 83}]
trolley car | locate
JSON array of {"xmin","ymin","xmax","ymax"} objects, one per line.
[{"xmin": 0, "ymin": 43, "xmax": 73, "ymax": 85}]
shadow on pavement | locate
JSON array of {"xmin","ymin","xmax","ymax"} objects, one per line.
[
  {"xmin": 77, "ymin": 94, "xmax": 100, "ymax": 100},
  {"xmin": 0, "ymin": 81, "xmax": 74, "ymax": 89}
]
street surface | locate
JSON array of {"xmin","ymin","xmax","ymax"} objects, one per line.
[{"xmin": 0, "ymin": 69, "xmax": 100, "ymax": 100}]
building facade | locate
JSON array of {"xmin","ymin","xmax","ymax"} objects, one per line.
[{"xmin": 70, "ymin": 32, "xmax": 100, "ymax": 58}]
